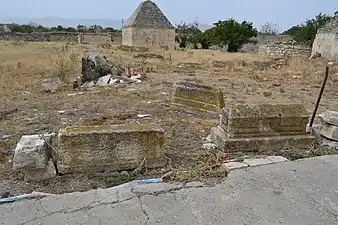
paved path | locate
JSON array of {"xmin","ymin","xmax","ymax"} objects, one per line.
[{"xmin": 1, "ymin": 155, "xmax": 338, "ymax": 225}]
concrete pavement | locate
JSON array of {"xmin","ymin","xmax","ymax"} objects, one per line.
[{"xmin": 1, "ymin": 155, "xmax": 338, "ymax": 225}]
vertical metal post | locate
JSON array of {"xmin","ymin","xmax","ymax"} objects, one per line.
[{"xmin": 309, "ymin": 66, "xmax": 330, "ymax": 128}]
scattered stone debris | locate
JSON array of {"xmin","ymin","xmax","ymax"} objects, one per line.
[
  {"xmin": 77, "ymin": 50, "xmax": 146, "ymax": 88},
  {"xmin": 12, "ymin": 133, "xmax": 57, "ymax": 182},
  {"xmin": 171, "ymin": 82, "xmax": 225, "ymax": 112},
  {"xmin": 41, "ymin": 77, "xmax": 61, "ymax": 93},
  {"xmin": 211, "ymin": 104, "xmax": 316, "ymax": 153}
]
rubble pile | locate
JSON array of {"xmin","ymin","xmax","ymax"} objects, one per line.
[{"xmin": 73, "ymin": 51, "xmax": 146, "ymax": 89}]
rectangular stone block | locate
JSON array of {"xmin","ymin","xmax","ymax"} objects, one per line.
[
  {"xmin": 12, "ymin": 134, "xmax": 54, "ymax": 170},
  {"xmin": 320, "ymin": 123, "xmax": 338, "ymax": 141},
  {"xmin": 322, "ymin": 110, "xmax": 338, "ymax": 126},
  {"xmin": 211, "ymin": 126, "xmax": 315, "ymax": 153},
  {"xmin": 57, "ymin": 124, "xmax": 166, "ymax": 174},
  {"xmin": 171, "ymin": 82, "xmax": 225, "ymax": 112},
  {"xmin": 24, "ymin": 160, "xmax": 56, "ymax": 182},
  {"xmin": 220, "ymin": 104, "xmax": 310, "ymax": 138}
]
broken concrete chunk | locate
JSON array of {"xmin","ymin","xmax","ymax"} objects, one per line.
[
  {"xmin": 96, "ymin": 74, "xmax": 113, "ymax": 86},
  {"xmin": 57, "ymin": 124, "xmax": 166, "ymax": 174},
  {"xmin": 24, "ymin": 160, "xmax": 56, "ymax": 182},
  {"xmin": 322, "ymin": 110, "xmax": 338, "ymax": 126},
  {"xmin": 171, "ymin": 82, "xmax": 225, "ymax": 112},
  {"xmin": 12, "ymin": 134, "xmax": 54, "ymax": 170},
  {"xmin": 221, "ymin": 162, "xmax": 249, "ymax": 172},
  {"xmin": 320, "ymin": 123, "xmax": 338, "ymax": 141},
  {"xmin": 41, "ymin": 77, "xmax": 61, "ymax": 93}
]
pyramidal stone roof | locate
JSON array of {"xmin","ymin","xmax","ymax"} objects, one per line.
[
  {"xmin": 318, "ymin": 11, "xmax": 338, "ymax": 33},
  {"xmin": 123, "ymin": 0, "xmax": 174, "ymax": 29}
]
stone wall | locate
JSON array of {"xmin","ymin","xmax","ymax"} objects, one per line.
[
  {"xmin": 259, "ymin": 42, "xmax": 312, "ymax": 57},
  {"xmin": 122, "ymin": 27, "xmax": 175, "ymax": 50},
  {"xmin": 0, "ymin": 31, "xmax": 122, "ymax": 44}
]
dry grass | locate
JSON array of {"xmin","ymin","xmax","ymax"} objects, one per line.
[{"xmin": 1, "ymin": 40, "xmax": 338, "ymax": 195}]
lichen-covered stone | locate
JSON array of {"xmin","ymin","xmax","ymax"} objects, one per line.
[
  {"xmin": 220, "ymin": 104, "xmax": 310, "ymax": 138},
  {"xmin": 24, "ymin": 160, "xmax": 56, "ymax": 182},
  {"xmin": 210, "ymin": 126, "xmax": 315, "ymax": 153},
  {"xmin": 320, "ymin": 123, "xmax": 338, "ymax": 141},
  {"xmin": 57, "ymin": 124, "xmax": 166, "ymax": 174},
  {"xmin": 12, "ymin": 134, "xmax": 54, "ymax": 170},
  {"xmin": 322, "ymin": 110, "xmax": 338, "ymax": 126},
  {"xmin": 171, "ymin": 82, "xmax": 225, "ymax": 112}
]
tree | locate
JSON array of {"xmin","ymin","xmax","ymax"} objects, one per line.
[
  {"xmin": 283, "ymin": 13, "xmax": 331, "ymax": 46},
  {"xmin": 175, "ymin": 21, "xmax": 201, "ymax": 48},
  {"xmin": 211, "ymin": 18, "xmax": 258, "ymax": 52},
  {"xmin": 196, "ymin": 28, "xmax": 216, "ymax": 49},
  {"xmin": 260, "ymin": 22, "xmax": 279, "ymax": 35},
  {"xmin": 77, "ymin": 24, "xmax": 87, "ymax": 32}
]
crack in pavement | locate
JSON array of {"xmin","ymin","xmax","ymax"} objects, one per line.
[
  {"xmin": 6, "ymin": 183, "xmax": 209, "ymax": 225},
  {"xmin": 137, "ymin": 196, "xmax": 150, "ymax": 225}
]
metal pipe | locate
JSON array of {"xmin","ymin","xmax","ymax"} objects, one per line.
[{"xmin": 309, "ymin": 66, "xmax": 330, "ymax": 128}]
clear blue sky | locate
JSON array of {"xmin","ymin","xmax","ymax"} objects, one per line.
[{"xmin": 1, "ymin": 0, "xmax": 336, "ymax": 31}]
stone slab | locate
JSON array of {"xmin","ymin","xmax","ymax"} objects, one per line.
[
  {"xmin": 171, "ymin": 82, "xmax": 225, "ymax": 112},
  {"xmin": 220, "ymin": 104, "xmax": 310, "ymax": 138},
  {"xmin": 24, "ymin": 160, "xmax": 56, "ymax": 181},
  {"xmin": 12, "ymin": 134, "xmax": 53, "ymax": 170},
  {"xmin": 266, "ymin": 156, "xmax": 289, "ymax": 163},
  {"xmin": 222, "ymin": 162, "xmax": 249, "ymax": 172},
  {"xmin": 322, "ymin": 110, "xmax": 338, "ymax": 126},
  {"xmin": 320, "ymin": 123, "xmax": 338, "ymax": 141},
  {"xmin": 211, "ymin": 126, "xmax": 315, "ymax": 153},
  {"xmin": 57, "ymin": 124, "xmax": 166, "ymax": 174},
  {"xmin": 243, "ymin": 158, "xmax": 273, "ymax": 167}
]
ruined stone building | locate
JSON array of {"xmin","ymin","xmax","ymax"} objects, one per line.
[
  {"xmin": 122, "ymin": 0, "xmax": 175, "ymax": 50},
  {"xmin": 311, "ymin": 11, "xmax": 338, "ymax": 61}
]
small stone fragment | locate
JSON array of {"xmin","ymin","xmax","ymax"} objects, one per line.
[
  {"xmin": 221, "ymin": 162, "xmax": 248, "ymax": 172},
  {"xmin": 266, "ymin": 156, "xmax": 289, "ymax": 163},
  {"xmin": 41, "ymin": 77, "xmax": 61, "ymax": 93},
  {"xmin": 185, "ymin": 181, "xmax": 204, "ymax": 188},
  {"xmin": 12, "ymin": 134, "xmax": 54, "ymax": 170},
  {"xmin": 243, "ymin": 158, "xmax": 273, "ymax": 167},
  {"xmin": 24, "ymin": 160, "xmax": 56, "ymax": 181},
  {"xmin": 323, "ymin": 110, "xmax": 338, "ymax": 126},
  {"xmin": 320, "ymin": 123, "xmax": 338, "ymax": 141}
]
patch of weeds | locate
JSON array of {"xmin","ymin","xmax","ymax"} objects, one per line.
[
  {"xmin": 279, "ymin": 148, "xmax": 338, "ymax": 161},
  {"xmin": 280, "ymin": 87, "xmax": 286, "ymax": 93},
  {"xmin": 252, "ymin": 61, "xmax": 272, "ymax": 71},
  {"xmin": 169, "ymin": 149, "xmax": 227, "ymax": 182},
  {"xmin": 249, "ymin": 74, "xmax": 265, "ymax": 82},
  {"xmin": 279, "ymin": 150, "xmax": 308, "ymax": 161},
  {"xmin": 105, "ymin": 174, "xmax": 136, "ymax": 188},
  {"xmin": 263, "ymin": 91, "xmax": 272, "ymax": 97},
  {"xmin": 185, "ymin": 77, "xmax": 203, "ymax": 83},
  {"xmin": 309, "ymin": 148, "xmax": 338, "ymax": 157},
  {"xmin": 54, "ymin": 51, "xmax": 78, "ymax": 83}
]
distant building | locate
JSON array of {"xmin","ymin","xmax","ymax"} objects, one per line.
[
  {"xmin": 122, "ymin": 0, "xmax": 175, "ymax": 50},
  {"xmin": 311, "ymin": 11, "xmax": 338, "ymax": 61}
]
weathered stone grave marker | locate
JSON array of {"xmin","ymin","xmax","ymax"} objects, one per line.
[
  {"xmin": 211, "ymin": 104, "xmax": 315, "ymax": 152},
  {"xmin": 171, "ymin": 82, "xmax": 225, "ymax": 112},
  {"xmin": 57, "ymin": 124, "xmax": 166, "ymax": 174}
]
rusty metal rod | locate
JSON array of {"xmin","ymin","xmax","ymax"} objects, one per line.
[{"xmin": 309, "ymin": 66, "xmax": 330, "ymax": 128}]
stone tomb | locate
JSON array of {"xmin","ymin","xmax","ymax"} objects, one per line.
[
  {"xmin": 211, "ymin": 104, "xmax": 315, "ymax": 152},
  {"xmin": 57, "ymin": 124, "xmax": 166, "ymax": 174},
  {"xmin": 171, "ymin": 82, "xmax": 225, "ymax": 112}
]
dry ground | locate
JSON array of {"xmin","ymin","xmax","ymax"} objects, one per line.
[{"xmin": 1, "ymin": 40, "xmax": 338, "ymax": 196}]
